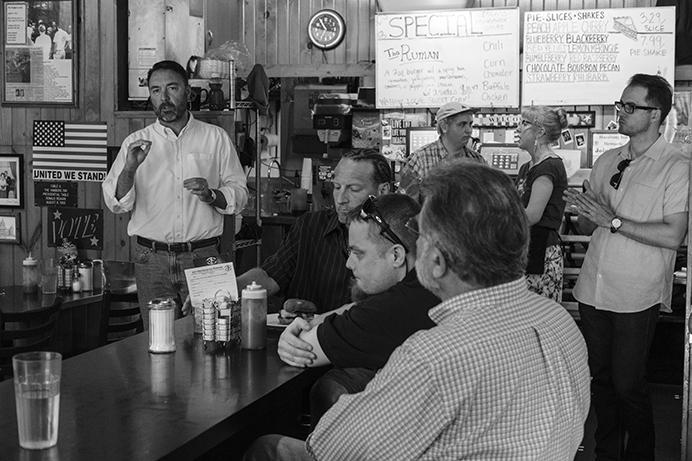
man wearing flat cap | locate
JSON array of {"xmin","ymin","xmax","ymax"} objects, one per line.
[{"xmin": 399, "ymin": 101, "xmax": 484, "ymax": 200}]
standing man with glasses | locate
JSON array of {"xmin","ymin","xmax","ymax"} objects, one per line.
[{"xmin": 564, "ymin": 73, "xmax": 688, "ymax": 460}]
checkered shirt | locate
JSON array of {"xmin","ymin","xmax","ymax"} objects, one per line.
[
  {"xmin": 306, "ymin": 278, "xmax": 590, "ymax": 460},
  {"xmin": 399, "ymin": 138, "xmax": 485, "ymax": 197}
]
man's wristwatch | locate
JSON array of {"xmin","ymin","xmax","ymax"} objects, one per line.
[
  {"xmin": 203, "ymin": 189, "xmax": 217, "ymax": 204},
  {"xmin": 610, "ymin": 216, "xmax": 623, "ymax": 233}
]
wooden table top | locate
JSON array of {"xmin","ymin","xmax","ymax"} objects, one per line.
[
  {"xmin": 0, "ymin": 286, "xmax": 103, "ymax": 313},
  {"xmin": 0, "ymin": 319, "xmax": 315, "ymax": 460}
]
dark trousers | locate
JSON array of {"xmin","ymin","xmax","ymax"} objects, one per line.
[
  {"xmin": 578, "ymin": 303, "xmax": 659, "ymax": 461},
  {"xmin": 309, "ymin": 367, "xmax": 377, "ymax": 429}
]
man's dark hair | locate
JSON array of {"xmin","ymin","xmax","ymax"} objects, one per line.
[
  {"xmin": 420, "ymin": 161, "xmax": 528, "ymax": 287},
  {"xmin": 341, "ymin": 149, "xmax": 393, "ymax": 188},
  {"xmin": 347, "ymin": 193, "xmax": 420, "ymax": 257},
  {"xmin": 147, "ymin": 60, "xmax": 188, "ymax": 87},
  {"xmin": 629, "ymin": 73, "xmax": 673, "ymax": 123}
]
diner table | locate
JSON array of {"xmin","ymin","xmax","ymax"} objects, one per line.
[
  {"xmin": 0, "ymin": 318, "xmax": 324, "ymax": 460},
  {"xmin": 0, "ymin": 286, "xmax": 104, "ymax": 356}
]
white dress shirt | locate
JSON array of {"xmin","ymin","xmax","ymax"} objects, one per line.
[{"xmin": 102, "ymin": 115, "xmax": 248, "ymax": 243}]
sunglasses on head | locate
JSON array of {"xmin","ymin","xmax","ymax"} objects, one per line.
[
  {"xmin": 609, "ymin": 159, "xmax": 631, "ymax": 190},
  {"xmin": 360, "ymin": 195, "xmax": 408, "ymax": 252},
  {"xmin": 614, "ymin": 100, "xmax": 660, "ymax": 114}
]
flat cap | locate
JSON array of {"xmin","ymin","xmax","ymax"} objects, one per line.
[{"xmin": 435, "ymin": 101, "xmax": 477, "ymax": 121}]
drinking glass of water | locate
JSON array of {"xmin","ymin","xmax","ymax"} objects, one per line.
[{"xmin": 12, "ymin": 352, "xmax": 62, "ymax": 449}]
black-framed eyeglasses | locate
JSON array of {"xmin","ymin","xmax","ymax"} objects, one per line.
[
  {"xmin": 360, "ymin": 195, "xmax": 408, "ymax": 252},
  {"xmin": 519, "ymin": 119, "xmax": 533, "ymax": 127},
  {"xmin": 609, "ymin": 159, "xmax": 632, "ymax": 190},
  {"xmin": 614, "ymin": 100, "xmax": 660, "ymax": 114}
]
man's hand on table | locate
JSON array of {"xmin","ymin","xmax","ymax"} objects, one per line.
[{"xmin": 277, "ymin": 318, "xmax": 316, "ymax": 367}]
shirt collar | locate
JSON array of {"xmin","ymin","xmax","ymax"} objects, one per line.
[
  {"xmin": 153, "ymin": 111, "xmax": 195, "ymax": 138},
  {"xmin": 620, "ymin": 135, "xmax": 667, "ymax": 162},
  {"xmin": 322, "ymin": 210, "xmax": 344, "ymax": 238},
  {"xmin": 436, "ymin": 137, "xmax": 450, "ymax": 159},
  {"xmin": 429, "ymin": 278, "xmax": 529, "ymax": 325}
]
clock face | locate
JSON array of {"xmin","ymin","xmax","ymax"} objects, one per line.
[{"xmin": 308, "ymin": 9, "xmax": 345, "ymax": 50}]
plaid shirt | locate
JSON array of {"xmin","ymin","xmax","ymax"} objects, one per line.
[
  {"xmin": 399, "ymin": 138, "xmax": 485, "ymax": 198},
  {"xmin": 307, "ymin": 278, "xmax": 590, "ymax": 460}
]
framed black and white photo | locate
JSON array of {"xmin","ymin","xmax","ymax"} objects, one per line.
[
  {"xmin": 0, "ymin": 213, "xmax": 19, "ymax": 243},
  {"xmin": 0, "ymin": 154, "xmax": 23, "ymax": 207},
  {"xmin": 2, "ymin": 0, "xmax": 77, "ymax": 105}
]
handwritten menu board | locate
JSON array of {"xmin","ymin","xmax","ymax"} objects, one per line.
[
  {"xmin": 522, "ymin": 7, "xmax": 675, "ymax": 106},
  {"xmin": 375, "ymin": 8, "xmax": 520, "ymax": 109}
]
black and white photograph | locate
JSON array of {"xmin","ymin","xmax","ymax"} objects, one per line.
[
  {"xmin": 0, "ymin": 213, "xmax": 19, "ymax": 243},
  {"xmin": 575, "ymin": 132, "xmax": 586, "ymax": 148},
  {"xmin": 561, "ymin": 128, "xmax": 573, "ymax": 145},
  {"xmin": 2, "ymin": 0, "xmax": 77, "ymax": 105},
  {"xmin": 0, "ymin": 154, "xmax": 23, "ymax": 207}
]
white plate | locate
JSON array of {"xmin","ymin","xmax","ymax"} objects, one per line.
[{"xmin": 266, "ymin": 313, "xmax": 288, "ymax": 329}]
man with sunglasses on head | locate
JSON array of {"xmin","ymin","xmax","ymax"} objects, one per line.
[
  {"xmin": 564, "ymin": 73, "xmax": 688, "ymax": 461},
  {"xmin": 234, "ymin": 149, "xmax": 392, "ymax": 314},
  {"xmin": 245, "ymin": 161, "xmax": 589, "ymax": 461},
  {"xmin": 276, "ymin": 194, "xmax": 439, "ymax": 427}
]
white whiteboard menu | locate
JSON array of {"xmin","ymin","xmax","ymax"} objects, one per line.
[
  {"xmin": 522, "ymin": 7, "xmax": 675, "ymax": 106},
  {"xmin": 376, "ymin": 8, "xmax": 520, "ymax": 109}
]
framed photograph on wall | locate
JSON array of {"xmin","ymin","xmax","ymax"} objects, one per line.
[
  {"xmin": 0, "ymin": 154, "xmax": 23, "ymax": 207},
  {"xmin": 0, "ymin": 213, "xmax": 19, "ymax": 243},
  {"xmin": 2, "ymin": 0, "xmax": 77, "ymax": 106}
]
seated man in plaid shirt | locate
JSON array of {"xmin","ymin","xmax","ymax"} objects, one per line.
[
  {"xmin": 244, "ymin": 161, "xmax": 590, "ymax": 461},
  {"xmin": 398, "ymin": 101, "xmax": 484, "ymax": 201}
]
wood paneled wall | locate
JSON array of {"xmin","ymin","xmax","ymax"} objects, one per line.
[{"xmin": 0, "ymin": 0, "xmax": 672, "ymax": 285}]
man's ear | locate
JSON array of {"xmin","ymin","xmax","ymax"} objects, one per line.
[
  {"xmin": 390, "ymin": 244, "xmax": 407, "ymax": 268},
  {"xmin": 430, "ymin": 246, "xmax": 447, "ymax": 280},
  {"xmin": 377, "ymin": 182, "xmax": 391, "ymax": 195}
]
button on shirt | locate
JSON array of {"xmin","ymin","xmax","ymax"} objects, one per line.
[
  {"xmin": 307, "ymin": 278, "xmax": 591, "ymax": 460},
  {"xmin": 574, "ymin": 136, "xmax": 688, "ymax": 312},
  {"xmin": 102, "ymin": 115, "xmax": 248, "ymax": 242}
]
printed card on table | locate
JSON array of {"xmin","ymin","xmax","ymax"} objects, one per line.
[{"xmin": 184, "ymin": 262, "xmax": 239, "ymax": 307}]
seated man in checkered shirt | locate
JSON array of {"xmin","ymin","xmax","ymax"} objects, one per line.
[
  {"xmin": 398, "ymin": 101, "xmax": 484, "ymax": 201},
  {"xmin": 244, "ymin": 161, "xmax": 590, "ymax": 461}
]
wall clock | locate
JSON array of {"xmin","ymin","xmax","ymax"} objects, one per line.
[{"xmin": 307, "ymin": 9, "xmax": 346, "ymax": 50}]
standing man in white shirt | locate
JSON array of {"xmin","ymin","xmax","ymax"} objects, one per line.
[
  {"xmin": 565, "ymin": 73, "xmax": 688, "ymax": 460},
  {"xmin": 102, "ymin": 60, "xmax": 247, "ymax": 328}
]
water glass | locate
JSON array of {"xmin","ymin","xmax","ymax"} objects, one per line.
[
  {"xmin": 12, "ymin": 352, "xmax": 62, "ymax": 450},
  {"xmin": 40, "ymin": 271, "xmax": 58, "ymax": 295},
  {"xmin": 41, "ymin": 259, "xmax": 58, "ymax": 295}
]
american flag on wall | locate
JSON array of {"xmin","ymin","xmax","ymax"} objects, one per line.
[{"xmin": 32, "ymin": 120, "xmax": 108, "ymax": 182}]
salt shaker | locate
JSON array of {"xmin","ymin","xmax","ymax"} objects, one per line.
[
  {"xmin": 22, "ymin": 255, "xmax": 40, "ymax": 293},
  {"xmin": 149, "ymin": 298, "xmax": 176, "ymax": 353},
  {"xmin": 241, "ymin": 281, "xmax": 267, "ymax": 350}
]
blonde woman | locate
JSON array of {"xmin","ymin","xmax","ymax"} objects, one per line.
[{"xmin": 515, "ymin": 106, "xmax": 568, "ymax": 301}]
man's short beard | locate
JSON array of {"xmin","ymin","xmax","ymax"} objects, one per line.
[{"xmin": 349, "ymin": 278, "xmax": 369, "ymax": 302}]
